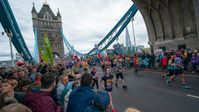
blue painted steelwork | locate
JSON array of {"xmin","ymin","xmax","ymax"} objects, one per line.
[
  {"xmin": 33, "ymin": 27, "xmax": 39, "ymax": 62},
  {"xmin": 60, "ymin": 29, "xmax": 85, "ymax": 57},
  {"xmin": 0, "ymin": 0, "xmax": 33, "ymax": 62},
  {"xmin": 61, "ymin": 4, "xmax": 138, "ymax": 57},
  {"xmin": 87, "ymin": 4, "xmax": 138, "ymax": 56},
  {"xmin": 100, "ymin": 8, "xmax": 137, "ymax": 51}
]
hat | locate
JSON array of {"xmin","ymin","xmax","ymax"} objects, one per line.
[
  {"xmin": 94, "ymin": 91, "xmax": 110, "ymax": 111},
  {"xmin": 16, "ymin": 60, "xmax": 25, "ymax": 66}
]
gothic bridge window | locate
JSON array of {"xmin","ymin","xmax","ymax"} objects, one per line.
[{"xmin": 43, "ymin": 12, "xmax": 52, "ymax": 20}]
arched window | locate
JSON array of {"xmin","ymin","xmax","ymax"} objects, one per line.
[{"xmin": 43, "ymin": 12, "xmax": 52, "ymax": 20}]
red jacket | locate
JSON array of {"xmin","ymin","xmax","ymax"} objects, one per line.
[
  {"xmin": 23, "ymin": 89, "xmax": 63, "ymax": 112},
  {"xmin": 161, "ymin": 57, "xmax": 168, "ymax": 67}
]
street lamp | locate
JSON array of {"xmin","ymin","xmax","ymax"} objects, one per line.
[
  {"xmin": 131, "ymin": 18, "xmax": 136, "ymax": 54},
  {"xmin": 5, "ymin": 29, "xmax": 14, "ymax": 67}
]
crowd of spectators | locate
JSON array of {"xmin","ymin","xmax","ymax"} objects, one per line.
[
  {"xmin": 0, "ymin": 57, "xmax": 141, "ymax": 112},
  {"xmin": 116, "ymin": 48, "xmax": 199, "ymax": 73}
]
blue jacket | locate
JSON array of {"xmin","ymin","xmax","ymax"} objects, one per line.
[
  {"xmin": 66, "ymin": 86, "xmax": 95, "ymax": 112},
  {"xmin": 84, "ymin": 91, "xmax": 110, "ymax": 112},
  {"xmin": 191, "ymin": 56, "xmax": 197, "ymax": 65},
  {"xmin": 84, "ymin": 106, "xmax": 99, "ymax": 112}
]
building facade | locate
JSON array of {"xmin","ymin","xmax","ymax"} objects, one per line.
[{"xmin": 31, "ymin": 3, "xmax": 64, "ymax": 58}]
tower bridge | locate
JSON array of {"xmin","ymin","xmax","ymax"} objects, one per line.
[
  {"xmin": 0, "ymin": 0, "xmax": 199, "ymax": 62},
  {"xmin": 32, "ymin": 3, "xmax": 64, "ymax": 58}
]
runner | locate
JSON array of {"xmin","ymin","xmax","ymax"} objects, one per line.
[
  {"xmin": 166, "ymin": 55, "xmax": 190, "ymax": 89},
  {"xmin": 114, "ymin": 60, "xmax": 127, "ymax": 89},
  {"xmin": 101, "ymin": 59, "xmax": 106, "ymax": 73},
  {"xmin": 82, "ymin": 60, "xmax": 89, "ymax": 73},
  {"xmin": 101, "ymin": 67, "xmax": 117, "ymax": 112},
  {"xmin": 91, "ymin": 66, "xmax": 99, "ymax": 90},
  {"xmin": 133, "ymin": 54, "xmax": 139, "ymax": 74}
]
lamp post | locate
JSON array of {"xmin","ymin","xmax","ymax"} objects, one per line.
[
  {"xmin": 131, "ymin": 18, "xmax": 136, "ymax": 54},
  {"xmin": 6, "ymin": 30, "xmax": 14, "ymax": 67}
]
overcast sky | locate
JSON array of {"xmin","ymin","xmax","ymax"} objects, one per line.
[{"xmin": 0, "ymin": 0, "xmax": 148, "ymax": 60}]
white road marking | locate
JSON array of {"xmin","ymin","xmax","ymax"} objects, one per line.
[{"xmin": 187, "ymin": 94, "xmax": 199, "ymax": 99}]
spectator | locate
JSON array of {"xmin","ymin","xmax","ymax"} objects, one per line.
[
  {"xmin": 1, "ymin": 79, "xmax": 18, "ymax": 98},
  {"xmin": 0, "ymin": 79, "xmax": 2, "ymax": 93},
  {"xmin": 17, "ymin": 69, "xmax": 27, "ymax": 79},
  {"xmin": 149, "ymin": 53, "xmax": 156, "ymax": 69},
  {"xmin": 23, "ymin": 74, "xmax": 63, "ymax": 112},
  {"xmin": 0, "ymin": 93, "xmax": 18, "ymax": 109},
  {"xmin": 0, "ymin": 79, "xmax": 24, "ymax": 109},
  {"xmin": 57, "ymin": 73, "xmax": 74, "ymax": 110},
  {"xmin": 191, "ymin": 53, "xmax": 198, "ymax": 73},
  {"xmin": 197, "ymin": 53, "xmax": 199, "ymax": 72},
  {"xmin": 57, "ymin": 74, "xmax": 70, "ymax": 101},
  {"xmin": 66, "ymin": 73, "xmax": 95, "ymax": 112},
  {"xmin": 85, "ymin": 91, "xmax": 110, "ymax": 112},
  {"xmin": 143, "ymin": 56, "xmax": 149, "ymax": 69},
  {"xmin": 0, "ymin": 67, "xmax": 6, "ymax": 79},
  {"xmin": 17, "ymin": 78, "xmax": 32, "ymax": 92},
  {"xmin": 125, "ymin": 107, "xmax": 140, "ymax": 112},
  {"xmin": 0, "ymin": 103, "xmax": 32, "ymax": 112},
  {"xmin": 28, "ymin": 65, "xmax": 37, "ymax": 82},
  {"xmin": 183, "ymin": 55, "xmax": 189, "ymax": 71}
]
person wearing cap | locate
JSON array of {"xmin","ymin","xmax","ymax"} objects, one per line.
[{"xmin": 85, "ymin": 91, "xmax": 110, "ymax": 112}]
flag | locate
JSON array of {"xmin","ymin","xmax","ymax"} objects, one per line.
[
  {"xmin": 43, "ymin": 32, "xmax": 54, "ymax": 65},
  {"xmin": 97, "ymin": 53, "xmax": 101, "ymax": 59},
  {"xmin": 113, "ymin": 43, "xmax": 120, "ymax": 50},
  {"xmin": 39, "ymin": 48, "xmax": 49, "ymax": 64},
  {"xmin": 38, "ymin": 48, "xmax": 43, "ymax": 62},
  {"xmin": 95, "ymin": 46, "xmax": 101, "ymax": 59}
]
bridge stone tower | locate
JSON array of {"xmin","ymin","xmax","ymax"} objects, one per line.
[
  {"xmin": 132, "ymin": 0, "xmax": 199, "ymax": 51},
  {"xmin": 31, "ymin": 3, "xmax": 64, "ymax": 58}
]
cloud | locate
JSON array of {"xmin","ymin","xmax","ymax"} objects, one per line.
[{"xmin": 0, "ymin": 0, "xmax": 148, "ymax": 59}]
